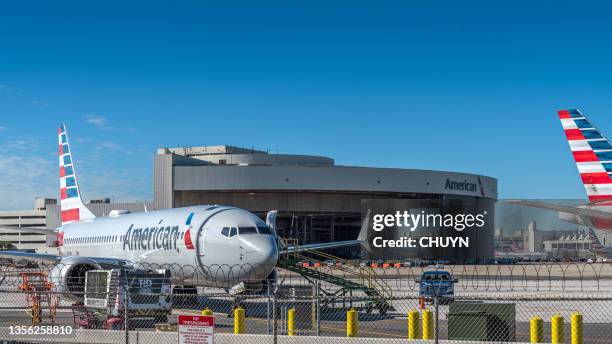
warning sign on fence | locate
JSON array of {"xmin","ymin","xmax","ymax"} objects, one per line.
[{"xmin": 178, "ymin": 315, "xmax": 214, "ymax": 344}]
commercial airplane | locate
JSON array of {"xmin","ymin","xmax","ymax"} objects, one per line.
[
  {"xmin": 509, "ymin": 109, "xmax": 612, "ymax": 238},
  {"xmin": 0, "ymin": 125, "xmax": 364, "ymax": 297}
]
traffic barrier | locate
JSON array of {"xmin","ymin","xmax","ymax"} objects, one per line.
[
  {"xmin": 408, "ymin": 309, "xmax": 420, "ymax": 339},
  {"xmin": 347, "ymin": 309, "xmax": 359, "ymax": 337},
  {"xmin": 201, "ymin": 308, "xmax": 213, "ymax": 316},
  {"xmin": 287, "ymin": 307, "xmax": 295, "ymax": 336},
  {"xmin": 551, "ymin": 314, "xmax": 564, "ymax": 344},
  {"xmin": 422, "ymin": 309, "xmax": 433, "ymax": 340},
  {"xmin": 571, "ymin": 312, "xmax": 583, "ymax": 344},
  {"xmin": 234, "ymin": 307, "xmax": 245, "ymax": 334},
  {"xmin": 530, "ymin": 316, "xmax": 543, "ymax": 343}
]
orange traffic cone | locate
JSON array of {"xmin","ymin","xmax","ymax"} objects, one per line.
[{"xmin": 419, "ymin": 297, "xmax": 425, "ymax": 310}]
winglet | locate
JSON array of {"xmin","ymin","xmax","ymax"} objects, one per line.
[
  {"xmin": 266, "ymin": 210, "xmax": 278, "ymax": 235},
  {"xmin": 58, "ymin": 124, "xmax": 96, "ymax": 225}
]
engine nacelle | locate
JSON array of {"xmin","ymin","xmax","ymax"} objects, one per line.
[{"xmin": 49, "ymin": 256, "xmax": 101, "ymax": 298}]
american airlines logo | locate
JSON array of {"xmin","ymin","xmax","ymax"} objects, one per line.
[
  {"xmin": 122, "ymin": 212, "xmax": 195, "ymax": 252},
  {"xmin": 123, "ymin": 224, "xmax": 181, "ymax": 251},
  {"xmin": 444, "ymin": 178, "xmax": 478, "ymax": 192}
]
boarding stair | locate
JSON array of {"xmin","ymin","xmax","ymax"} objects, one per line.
[{"xmin": 277, "ymin": 240, "xmax": 394, "ymax": 314}]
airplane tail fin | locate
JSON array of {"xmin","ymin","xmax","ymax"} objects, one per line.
[
  {"xmin": 58, "ymin": 124, "xmax": 95, "ymax": 225},
  {"xmin": 558, "ymin": 109, "xmax": 612, "ymax": 203}
]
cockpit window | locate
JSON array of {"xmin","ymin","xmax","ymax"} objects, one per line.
[
  {"xmin": 238, "ymin": 226, "xmax": 258, "ymax": 235},
  {"xmin": 257, "ymin": 225, "xmax": 273, "ymax": 235},
  {"xmin": 229, "ymin": 227, "xmax": 237, "ymax": 237},
  {"xmin": 221, "ymin": 227, "xmax": 229, "ymax": 237}
]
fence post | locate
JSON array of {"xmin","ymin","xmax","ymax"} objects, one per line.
[
  {"xmin": 234, "ymin": 307, "xmax": 245, "ymax": 334},
  {"xmin": 124, "ymin": 286, "xmax": 129, "ymax": 344},
  {"xmin": 267, "ymin": 281, "xmax": 271, "ymax": 335},
  {"xmin": 347, "ymin": 308, "xmax": 359, "ymax": 337},
  {"xmin": 551, "ymin": 314, "xmax": 564, "ymax": 344},
  {"xmin": 530, "ymin": 316, "xmax": 543, "ymax": 343},
  {"xmin": 408, "ymin": 309, "xmax": 420, "ymax": 339},
  {"xmin": 315, "ymin": 280, "xmax": 320, "ymax": 336},
  {"xmin": 288, "ymin": 307, "xmax": 295, "ymax": 336},
  {"xmin": 571, "ymin": 312, "xmax": 583, "ymax": 344},
  {"xmin": 272, "ymin": 293, "xmax": 278, "ymax": 344},
  {"xmin": 434, "ymin": 296, "xmax": 439, "ymax": 344},
  {"xmin": 123, "ymin": 285, "xmax": 130, "ymax": 344},
  {"xmin": 422, "ymin": 309, "xmax": 434, "ymax": 340}
]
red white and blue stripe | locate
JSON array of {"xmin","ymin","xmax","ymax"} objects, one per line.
[
  {"xmin": 58, "ymin": 124, "xmax": 96, "ymax": 226},
  {"xmin": 558, "ymin": 109, "xmax": 612, "ymax": 202}
]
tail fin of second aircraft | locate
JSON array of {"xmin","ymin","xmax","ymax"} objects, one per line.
[
  {"xmin": 558, "ymin": 109, "xmax": 612, "ymax": 203},
  {"xmin": 58, "ymin": 124, "xmax": 96, "ymax": 225}
]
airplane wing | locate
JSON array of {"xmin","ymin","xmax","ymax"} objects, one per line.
[
  {"xmin": 0, "ymin": 250, "xmax": 131, "ymax": 266},
  {"xmin": 506, "ymin": 200, "xmax": 612, "ymax": 220},
  {"xmin": 0, "ymin": 250, "xmax": 61, "ymax": 262},
  {"xmin": 0, "ymin": 225, "xmax": 58, "ymax": 237}
]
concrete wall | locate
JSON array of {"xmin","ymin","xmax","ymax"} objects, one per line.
[
  {"xmin": 0, "ymin": 209, "xmax": 47, "ymax": 250},
  {"xmin": 173, "ymin": 190, "xmax": 431, "ymax": 213},
  {"xmin": 171, "ymin": 165, "xmax": 498, "ymax": 199}
]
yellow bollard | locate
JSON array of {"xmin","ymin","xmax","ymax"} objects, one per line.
[
  {"xmin": 422, "ymin": 309, "xmax": 434, "ymax": 340},
  {"xmin": 201, "ymin": 308, "xmax": 213, "ymax": 316},
  {"xmin": 408, "ymin": 309, "xmax": 420, "ymax": 340},
  {"xmin": 571, "ymin": 312, "xmax": 583, "ymax": 344},
  {"xmin": 551, "ymin": 314, "xmax": 564, "ymax": 344},
  {"xmin": 288, "ymin": 308, "xmax": 296, "ymax": 336},
  {"xmin": 234, "ymin": 307, "xmax": 245, "ymax": 334},
  {"xmin": 346, "ymin": 309, "xmax": 359, "ymax": 337},
  {"xmin": 530, "ymin": 316, "xmax": 543, "ymax": 343}
]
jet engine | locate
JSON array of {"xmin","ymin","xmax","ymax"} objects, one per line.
[{"xmin": 49, "ymin": 256, "xmax": 101, "ymax": 298}]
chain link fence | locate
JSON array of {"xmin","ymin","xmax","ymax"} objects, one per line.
[{"xmin": 0, "ymin": 262, "xmax": 610, "ymax": 343}]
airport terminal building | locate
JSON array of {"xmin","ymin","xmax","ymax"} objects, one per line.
[{"xmin": 149, "ymin": 146, "xmax": 498, "ymax": 261}]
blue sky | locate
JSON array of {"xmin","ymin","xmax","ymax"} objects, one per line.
[{"xmin": 1, "ymin": 1, "xmax": 612, "ymax": 209}]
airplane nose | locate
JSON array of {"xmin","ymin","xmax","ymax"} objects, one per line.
[{"xmin": 241, "ymin": 235, "xmax": 279, "ymax": 269}]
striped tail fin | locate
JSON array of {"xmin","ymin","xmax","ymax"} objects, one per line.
[
  {"xmin": 558, "ymin": 109, "xmax": 612, "ymax": 203},
  {"xmin": 58, "ymin": 124, "xmax": 95, "ymax": 225}
]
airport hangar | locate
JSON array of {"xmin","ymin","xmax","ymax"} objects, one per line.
[{"xmin": 48, "ymin": 145, "xmax": 498, "ymax": 261}]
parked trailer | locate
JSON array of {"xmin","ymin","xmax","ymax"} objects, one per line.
[{"xmin": 75, "ymin": 269, "xmax": 172, "ymax": 329}]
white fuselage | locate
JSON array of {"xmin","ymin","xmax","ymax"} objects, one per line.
[{"xmin": 58, "ymin": 205, "xmax": 278, "ymax": 286}]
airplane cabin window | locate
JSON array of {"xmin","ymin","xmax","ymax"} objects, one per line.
[
  {"xmin": 221, "ymin": 227, "xmax": 229, "ymax": 237},
  {"xmin": 230, "ymin": 227, "xmax": 237, "ymax": 237},
  {"xmin": 238, "ymin": 226, "xmax": 258, "ymax": 235},
  {"xmin": 257, "ymin": 225, "xmax": 273, "ymax": 235}
]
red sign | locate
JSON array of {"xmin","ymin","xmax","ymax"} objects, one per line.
[{"xmin": 178, "ymin": 315, "xmax": 214, "ymax": 344}]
